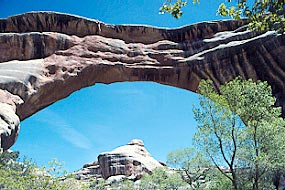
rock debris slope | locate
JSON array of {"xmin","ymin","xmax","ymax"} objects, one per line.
[{"xmin": 0, "ymin": 12, "xmax": 285, "ymax": 150}]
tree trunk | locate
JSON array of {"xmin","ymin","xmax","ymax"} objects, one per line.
[
  {"xmin": 231, "ymin": 168, "xmax": 238, "ymax": 190},
  {"xmin": 253, "ymin": 125, "xmax": 259, "ymax": 190},
  {"xmin": 253, "ymin": 166, "xmax": 259, "ymax": 190}
]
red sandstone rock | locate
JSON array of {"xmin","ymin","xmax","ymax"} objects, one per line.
[
  {"xmin": 0, "ymin": 12, "xmax": 285, "ymax": 150},
  {"xmin": 74, "ymin": 139, "xmax": 163, "ymax": 180}
]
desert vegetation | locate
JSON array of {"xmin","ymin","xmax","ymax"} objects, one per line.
[
  {"xmin": 167, "ymin": 77, "xmax": 285, "ymax": 190},
  {"xmin": 1, "ymin": 77, "xmax": 285, "ymax": 190}
]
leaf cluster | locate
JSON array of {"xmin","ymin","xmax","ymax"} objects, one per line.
[
  {"xmin": 160, "ymin": 0, "xmax": 285, "ymax": 33},
  {"xmin": 159, "ymin": 0, "xmax": 189, "ymax": 19}
]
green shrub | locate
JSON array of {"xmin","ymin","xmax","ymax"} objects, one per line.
[
  {"xmin": 139, "ymin": 167, "xmax": 190, "ymax": 190},
  {"xmin": 0, "ymin": 151, "xmax": 88, "ymax": 190}
]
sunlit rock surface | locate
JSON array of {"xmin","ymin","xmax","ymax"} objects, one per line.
[
  {"xmin": 1, "ymin": 12, "xmax": 285, "ymax": 149},
  {"xmin": 74, "ymin": 139, "xmax": 163, "ymax": 180},
  {"xmin": 98, "ymin": 139, "xmax": 163, "ymax": 179}
]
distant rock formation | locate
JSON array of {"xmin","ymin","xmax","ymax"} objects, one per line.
[
  {"xmin": 73, "ymin": 139, "xmax": 163, "ymax": 180},
  {"xmin": 1, "ymin": 12, "xmax": 285, "ymax": 150},
  {"xmin": 73, "ymin": 161, "xmax": 101, "ymax": 180}
]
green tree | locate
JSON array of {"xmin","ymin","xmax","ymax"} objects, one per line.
[
  {"xmin": 221, "ymin": 78, "xmax": 285, "ymax": 190},
  {"xmin": 193, "ymin": 79, "xmax": 246, "ymax": 190},
  {"xmin": 139, "ymin": 167, "xmax": 190, "ymax": 190},
  {"xmin": 208, "ymin": 170, "xmax": 232, "ymax": 190},
  {"xmin": 160, "ymin": 0, "xmax": 285, "ymax": 32},
  {"xmin": 193, "ymin": 77, "xmax": 285, "ymax": 190},
  {"xmin": 0, "ymin": 151, "xmax": 88, "ymax": 190},
  {"xmin": 167, "ymin": 147, "xmax": 211, "ymax": 189}
]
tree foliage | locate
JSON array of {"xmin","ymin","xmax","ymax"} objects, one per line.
[
  {"xmin": 167, "ymin": 147, "xmax": 211, "ymax": 189},
  {"xmin": 193, "ymin": 80, "xmax": 245, "ymax": 190},
  {"xmin": 139, "ymin": 167, "xmax": 190, "ymax": 190},
  {"xmin": 207, "ymin": 171, "xmax": 233, "ymax": 190},
  {"xmin": 194, "ymin": 77, "xmax": 285, "ymax": 189},
  {"xmin": 0, "ymin": 151, "xmax": 87, "ymax": 190},
  {"xmin": 160, "ymin": 0, "xmax": 285, "ymax": 32},
  {"xmin": 160, "ymin": 0, "xmax": 189, "ymax": 18}
]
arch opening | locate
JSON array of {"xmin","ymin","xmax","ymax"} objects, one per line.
[{"xmin": 12, "ymin": 81, "xmax": 200, "ymax": 172}]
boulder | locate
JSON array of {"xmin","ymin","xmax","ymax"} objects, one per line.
[{"xmin": 106, "ymin": 175, "xmax": 127, "ymax": 184}]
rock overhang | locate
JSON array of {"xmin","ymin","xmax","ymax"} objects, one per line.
[{"xmin": 0, "ymin": 11, "xmax": 285, "ymax": 150}]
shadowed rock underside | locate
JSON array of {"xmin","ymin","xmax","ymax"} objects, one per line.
[{"xmin": 1, "ymin": 12, "xmax": 285, "ymax": 150}]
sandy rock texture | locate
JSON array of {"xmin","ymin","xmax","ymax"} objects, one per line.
[
  {"xmin": 0, "ymin": 12, "xmax": 285, "ymax": 150},
  {"xmin": 74, "ymin": 139, "xmax": 163, "ymax": 180}
]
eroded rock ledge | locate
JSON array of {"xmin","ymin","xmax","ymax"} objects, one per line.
[
  {"xmin": 1, "ymin": 12, "xmax": 285, "ymax": 150},
  {"xmin": 73, "ymin": 139, "xmax": 163, "ymax": 180}
]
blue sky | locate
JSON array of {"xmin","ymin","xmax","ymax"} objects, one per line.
[{"xmin": 0, "ymin": 0, "xmax": 233, "ymax": 172}]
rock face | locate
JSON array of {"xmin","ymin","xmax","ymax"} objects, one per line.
[
  {"xmin": 73, "ymin": 161, "xmax": 102, "ymax": 180},
  {"xmin": 1, "ymin": 12, "xmax": 285, "ymax": 150},
  {"xmin": 98, "ymin": 139, "xmax": 163, "ymax": 179},
  {"xmin": 73, "ymin": 139, "xmax": 163, "ymax": 180}
]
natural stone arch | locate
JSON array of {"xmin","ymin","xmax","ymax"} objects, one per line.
[{"xmin": 1, "ymin": 12, "xmax": 285, "ymax": 150}]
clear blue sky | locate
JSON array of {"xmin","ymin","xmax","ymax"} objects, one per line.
[{"xmin": 0, "ymin": 0, "xmax": 233, "ymax": 172}]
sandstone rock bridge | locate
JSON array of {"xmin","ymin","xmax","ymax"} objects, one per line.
[{"xmin": 0, "ymin": 12, "xmax": 285, "ymax": 150}]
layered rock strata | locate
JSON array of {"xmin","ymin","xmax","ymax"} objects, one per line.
[
  {"xmin": 73, "ymin": 139, "xmax": 163, "ymax": 180},
  {"xmin": 0, "ymin": 12, "xmax": 285, "ymax": 149},
  {"xmin": 73, "ymin": 161, "xmax": 102, "ymax": 180}
]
